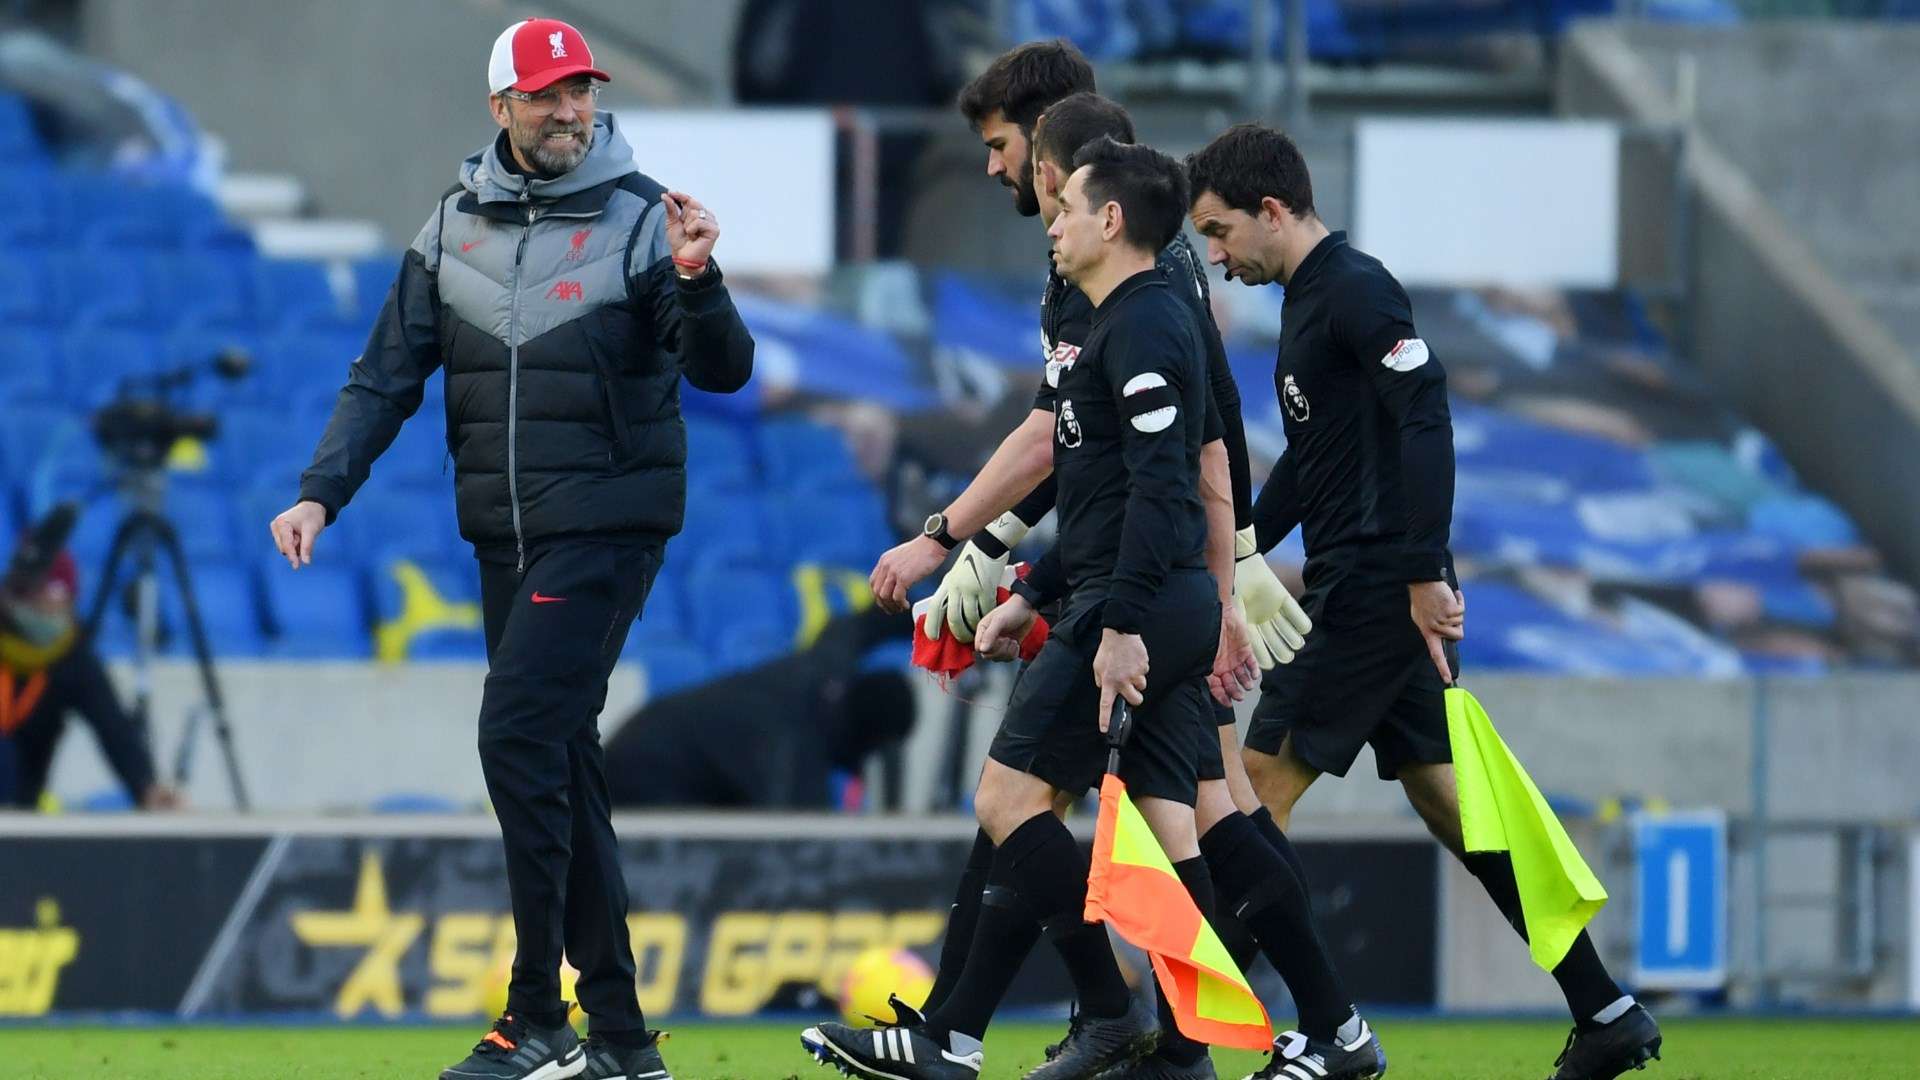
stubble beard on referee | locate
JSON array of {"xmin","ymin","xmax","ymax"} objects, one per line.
[{"xmin": 513, "ymin": 116, "xmax": 592, "ymax": 176}]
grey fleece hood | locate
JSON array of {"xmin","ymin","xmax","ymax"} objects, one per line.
[{"xmin": 460, "ymin": 112, "xmax": 638, "ymax": 203}]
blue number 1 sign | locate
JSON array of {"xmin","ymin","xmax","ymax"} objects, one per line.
[{"xmin": 1633, "ymin": 810, "xmax": 1728, "ymax": 990}]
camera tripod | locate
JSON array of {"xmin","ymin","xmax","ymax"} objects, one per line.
[{"xmin": 81, "ymin": 468, "xmax": 250, "ymax": 810}]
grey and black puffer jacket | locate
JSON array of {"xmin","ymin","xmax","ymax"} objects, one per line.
[{"xmin": 300, "ymin": 114, "xmax": 754, "ymax": 566}]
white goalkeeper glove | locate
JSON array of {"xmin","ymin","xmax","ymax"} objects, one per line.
[
  {"xmin": 1235, "ymin": 525, "xmax": 1312, "ymax": 668},
  {"xmin": 923, "ymin": 511, "xmax": 1030, "ymax": 644}
]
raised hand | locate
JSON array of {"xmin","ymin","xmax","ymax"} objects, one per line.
[{"xmin": 661, "ymin": 191, "xmax": 718, "ymax": 271}]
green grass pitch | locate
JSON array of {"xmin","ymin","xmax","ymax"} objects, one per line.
[{"xmin": 15, "ymin": 1018, "xmax": 1918, "ymax": 1079}]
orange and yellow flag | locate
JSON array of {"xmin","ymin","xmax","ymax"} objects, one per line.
[{"xmin": 1084, "ymin": 773, "xmax": 1273, "ymax": 1051}]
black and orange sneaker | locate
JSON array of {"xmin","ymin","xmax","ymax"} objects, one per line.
[{"xmin": 440, "ymin": 1012, "xmax": 585, "ymax": 1080}]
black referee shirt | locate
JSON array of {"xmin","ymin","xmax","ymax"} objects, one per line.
[
  {"xmin": 1013, "ymin": 267, "xmax": 1211, "ymax": 632},
  {"xmin": 1015, "ymin": 233, "xmax": 1251, "ymax": 529},
  {"xmin": 1252, "ymin": 231, "xmax": 1454, "ymax": 584}
]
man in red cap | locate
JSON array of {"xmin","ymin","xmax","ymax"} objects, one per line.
[{"xmin": 271, "ymin": 16, "xmax": 754, "ymax": 1080}]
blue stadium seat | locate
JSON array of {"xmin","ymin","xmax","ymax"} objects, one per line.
[
  {"xmin": 684, "ymin": 417, "xmax": 758, "ymax": 490},
  {"xmin": 680, "ymin": 491, "xmax": 767, "ymax": 568},
  {"xmin": 689, "ymin": 567, "xmax": 794, "ymax": 646},
  {"xmin": 82, "ymin": 213, "xmax": 180, "ymax": 251},
  {"xmin": 711, "ymin": 622, "xmax": 790, "ymax": 673},
  {"xmin": 53, "ymin": 251, "xmax": 155, "ymax": 327},
  {"xmin": 160, "ymin": 562, "xmax": 267, "ymax": 657},
  {"xmin": 0, "ymin": 402, "xmax": 84, "ymax": 491},
  {"xmin": 215, "ymin": 405, "xmax": 305, "ymax": 482},
  {"xmin": 0, "ymin": 94, "xmax": 43, "ymax": 158},
  {"xmin": 161, "ymin": 325, "xmax": 270, "ymax": 412},
  {"xmin": 405, "ymin": 627, "xmax": 488, "ymax": 660},
  {"xmin": 364, "ymin": 549, "xmax": 483, "ymax": 660},
  {"xmin": 377, "ymin": 416, "xmax": 452, "ymax": 486},
  {"xmin": 757, "ymin": 418, "xmax": 862, "ymax": 490},
  {"xmin": 0, "ymin": 255, "xmax": 53, "ymax": 327},
  {"xmin": 632, "ymin": 643, "xmax": 710, "ymax": 698},
  {"xmin": 156, "ymin": 251, "xmax": 258, "ymax": 330},
  {"xmin": 0, "ymin": 331, "xmax": 62, "ymax": 403},
  {"xmin": 254, "ymin": 258, "xmax": 347, "ymax": 330},
  {"xmin": 778, "ymin": 487, "xmax": 891, "ymax": 567},
  {"xmin": 351, "ymin": 255, "xmax": 401, "ymax": 316},
  {"xmin": 261, "ymin": 331, "xmax": 363, "ymax": 396},
  {"xmin": 640, "ymin": 570, "xmax": 687, "ymax": 634},
  {"xmin": 165, "ymin": 482, "xmax": 241, "ymax": 561},
  {"xmin": 260, "ymin": 559, "xmax": 371, "ymax": 658},
  {"xmin": 61, "ymin": 326, "xmax": 163, "ymax": 407},
  {"xmin": 69, "ymin": 176, "xmax": 222, "ymax": 250}
]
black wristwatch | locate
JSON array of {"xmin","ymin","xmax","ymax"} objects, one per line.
[{"xmin": 922, "ymin": 512, "xmax": 959, "ymax": 551}]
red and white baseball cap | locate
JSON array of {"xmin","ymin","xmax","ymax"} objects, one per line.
[{"xmin": 488, "ymin": 18, "xmax": 609, "ymax": 95}]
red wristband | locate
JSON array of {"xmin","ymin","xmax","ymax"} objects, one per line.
[{"xmin": 673, "ymin": 257, "xmax": 708, "ymax": 273}]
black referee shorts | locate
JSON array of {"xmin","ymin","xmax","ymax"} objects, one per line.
[
  {"xmin": 1197, "ymin": 700, "xmax": 1232, "ymax": 782},
  {"xmin": 1245, "ymin": 553, "xmax": 1453, "ymax": 781},
  {"xmin": 988, "ymin": 571, "xmax": 1220, "ymax": 805}
]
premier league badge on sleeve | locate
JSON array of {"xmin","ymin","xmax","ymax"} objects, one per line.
[
  {"xmin": 1282, "ymin": 374, "xmax": 1311, "ymax": 422},
  {"xmin": 1057, "ymin": 399, "xmax": 1083, "ymax": 447}
]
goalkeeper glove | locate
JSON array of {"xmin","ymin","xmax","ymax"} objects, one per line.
[
  {"xmin": 923, "ymin": 511, "xmax": 1030, "ymax": 644},
  {"xmin": 1234, "ymin": 525, "xmax": 1312, "ymax": 668}
]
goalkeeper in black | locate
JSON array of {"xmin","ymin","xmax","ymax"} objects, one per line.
[{"xmin": 1185, "ymin": 122, "xmax": 1661, "ymax": 1080}]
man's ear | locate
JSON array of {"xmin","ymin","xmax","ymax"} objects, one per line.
[
  {"xmin": 489, "ymin": 94, "xmax": 512, "ymax": 129},
  {"xmin": 1102, "ymin": 200, "xmax": 1124, "ymax": 242},
  {"xmin": 1038, "ymin": 160, "xmax": 1059, "ymax": 199},
  {"xmin": 1259, "ymin": 195, "xmax": 1292, "ymax": 230}
]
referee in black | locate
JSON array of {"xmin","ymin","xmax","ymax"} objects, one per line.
[{"xmin": 1185, "ymin": 123, "xmax": 1662, "ymax": 1080}]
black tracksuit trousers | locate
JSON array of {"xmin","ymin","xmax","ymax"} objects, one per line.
[{"xmin": 478, "ymin": 537, "xmax": 662, "ymax": 1035}]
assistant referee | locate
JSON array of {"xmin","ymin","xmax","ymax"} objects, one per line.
[
  {"xmin": 269, "ymin": 18, "xmax": 753, "ymax": 1080},
  {"xmin": 1185, "ymin": 123, "xmax": 1662, "ymax": 1080}
]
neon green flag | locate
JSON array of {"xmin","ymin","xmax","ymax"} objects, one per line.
[{"xmin": 1446, "ymin": 686, "xmax": 1607, "ymax": 970}]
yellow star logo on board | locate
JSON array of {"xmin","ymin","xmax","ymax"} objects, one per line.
[{"xmin": 290, "ymin": 853, "xmax": 424, "ymax": 1018}]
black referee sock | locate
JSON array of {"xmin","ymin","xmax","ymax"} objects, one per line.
[
  {"xmin": 923, "ymin": 843, "xmax": 1042, "ymax": 1041},
  {"xmin": 1213, "ymin": 908, "xmax": 1263, "ymax": 975},
  {"xmin": 921, "ymin": 829, "xmax": 996, "ymax": 1017},
  {"xmin": 1149, "ymin": 857, "xmax": 1218, "ymax": 1067},
  {"xmin": 1461, "ymin": 850, "xmax": 1624, "ymax": 1025},
  {"xmin": 1001, "ymin": 811, "xmax": 1132, "ymax": 1020},
  {"xmin": 1201, "ymin": 812, "xmax": 1352, "ymax": 1041},
  {"xmin": 1250, "ymin": 806, "xmax": 1311, "ymax": 887}
]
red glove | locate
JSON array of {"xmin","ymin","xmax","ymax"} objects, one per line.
[{"xmin": 912, "ymin": 563, "xmax": 1049, "ymax": 685}]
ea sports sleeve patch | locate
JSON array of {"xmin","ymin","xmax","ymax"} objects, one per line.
[
  {"xmin": 1121, "ymin": 371, "xmax": 1180, "ymax": 433},
  {"xmin": 1381, "ymin": 338, "xmax": 1431, "ymax": 372}
]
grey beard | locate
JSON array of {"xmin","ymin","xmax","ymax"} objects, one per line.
[{"xmin": 519, "ymin": 126, "xmax": 591, "ymax": 175}]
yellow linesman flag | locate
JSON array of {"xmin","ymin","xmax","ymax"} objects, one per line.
[
  {"xmin": 1084, "ymin": 773, "xmax": 1273, "ymax": 1051},
  {"xmin": 1447, "ymin": 685, "xmax": 1608, "ymax": 970}
]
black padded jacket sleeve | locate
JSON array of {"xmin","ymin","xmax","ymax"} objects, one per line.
[
  {"xmin": 646, "ymin": 257, "xmax": 756, "ymax": 394},
  {"xmin": 299, "ymin": 247, "xmax": 441, "ymax": 524}
]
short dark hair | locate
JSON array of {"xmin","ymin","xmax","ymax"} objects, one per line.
[
  {"xmin": 1184, "ymin": 123, "xmax": 1315, "ymax": 218},
  {"xmin": 1032, "ymin": 91, "xmax": 1134, "ymax": 172},
  {"xmin": 957, "ymin": 39, "xmax": 1095, "ymax": 132},
  {"xmin": 1070, "ymin": 136, "xmax": 1189, "ymax": 254}
]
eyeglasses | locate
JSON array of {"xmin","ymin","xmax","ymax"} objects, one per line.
[{"xmin": 501, "ymin": 82, "xmax": 601, "ymax": 114}]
